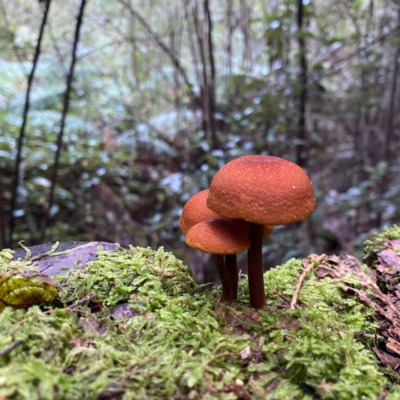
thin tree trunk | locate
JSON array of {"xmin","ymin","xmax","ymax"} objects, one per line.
[
  {"xmin": 383, "ymin": 7, "xmax": 400, "ymax": 162},
  {"xmin": 119, "ymin": 0, "xmax": 196, "ymax": 102},
  {"xmin": 41, "ymin": 0, "xmax": 87, "ymax": 240},
  {"xmin": 204, "ymin": 0, "xmax": 218, "ymax": 146},
  {"xmin": 225, "ymin": 0, "xmax": 234, "ymax": 108},
  {"xmin": 184, "ymin": 0, "xmax": 202, "ymax": 89},
  {"xmin": 377, "ymin": 5, "xmax": 400, "ymax": 227},
  {"xmin": 8, "ymin": 0, "xmax": 52, "ymax": 247},
  {"xmin": 192, "ymin": 1, "xmax": 219, "ymax": 149},
  {"xmin": 295, "ymin": 0, "xmax": 308, "ymax": 168}
]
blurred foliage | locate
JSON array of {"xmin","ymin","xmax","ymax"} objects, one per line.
[{"xmin": 1, "ymin": 0, "xmax": 400, "ymax": 281}]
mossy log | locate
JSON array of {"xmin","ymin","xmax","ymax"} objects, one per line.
[{"xmin": 0, "ymin": 229, "xmax": 400, "ymax": 399}]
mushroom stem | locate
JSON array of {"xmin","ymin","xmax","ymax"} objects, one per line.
[
  {"xmin": 225, "ymin": 254, "xmax": 238, "ymax": 301},
  {"xmin": 212, "ymin": 254, "xmax": 233, "ymax": 302},
  {"xmin": 247, "ymin": 222, "xmax": 266, "ymax": 309}
]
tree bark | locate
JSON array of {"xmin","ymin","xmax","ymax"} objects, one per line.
[
  {"xmin": 41, "ymin": 0, "xmax": 87, "ymax": 240},
  {"xmin": 8, "ymin": 0, "xmax": 52, "ymax": 247},
  {"xmin": 295, "ymin": 0, "xmax": 308, "ymax": 168},
  {"xmin": 383, "ymin": 6, "xmax": 400, "ymax": 163}
]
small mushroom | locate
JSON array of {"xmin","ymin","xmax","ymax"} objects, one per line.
[
  {"xmin": 185, "ymin": 219, "xmax": 250, "ymax": 301},
  {"xmin": 180, "ymin": 190, "xmax": 273, "ymax": 301},
  {"xmin": 180, "ymin": 190, "xmax": 244, "ymax": 300},
  {"xmin": 179, "ymin": 190, "xmax": 222, "ymax": 235},
  {"xmin": 207, "ymin": 155, "xmax": 315, "ymax": 309}
]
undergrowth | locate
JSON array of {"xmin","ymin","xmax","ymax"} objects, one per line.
[
  {"xmin": 0, "ymin": 244, "xmax": 399, "ymax": 399},
  {"xmin": 364, "ymin": 224, "xmax": 400, "ymax": 264}
]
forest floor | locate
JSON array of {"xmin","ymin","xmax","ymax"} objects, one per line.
[{"xmin": 1, "ymin": 226, "xmax": 400, "ymax": 399}]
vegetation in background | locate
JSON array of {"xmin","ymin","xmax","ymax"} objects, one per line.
[
  {"xmin": 364, "ymin": 224, "xmax": 400, "ymax": 264},
  {"xmin": 2, "ymin": 228, "xmax": 400, "ymax": 398}
]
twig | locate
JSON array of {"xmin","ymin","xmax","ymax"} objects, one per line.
[
  {"xmin": 269, "ymin": 23, "xmax": 400, "ymax": 96},
  {"xmin": 202, "ymin": 351, "xmax": 238, "ymax": 368},
  {"xmin": 311, "ymin": 24, "xmax": 400, "ymax": 84},
  {"xmin": 214, "ymin": 285, "xmax": 221, "ymax": 312},
  {"xmin": 295, "ymin": 0, "xmax": 308, "ymax": 168},
  {"xmin": 128, "ymin": 356, "xmax": 158, "ymax": 377},
  {"xmin": 18, "ymin": 240, "xmax": 32, "ymax": 261},
  {"xmin": 272, "ymin": 289, "xmax": 292, "ymax": 304},
  {"xmin": 41, "ymin": 0, "xmax": 87, "ymax": 240},
  {"xmin": 8, "ymin": 0, "xmax": 52, "ymax": 247},
  {"xmin": 204, "ymin": 0, "xmax": 218, "ymax": 148},
  {"xmin": 67, "ymin": 294, "xmax": 97, "ymax": 309},
  {"xmin": 0, "ymin": 340, "xmax": 23, "ymax": 357},
  {"xmin": 117, "ymin": 0, "xmax": 196, "ymax": 101},
  {"xmin": 291, "ymin": 254, "xmax": 326, "ymax": 309}
]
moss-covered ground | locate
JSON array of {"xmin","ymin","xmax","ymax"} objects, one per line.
[{"xmin": 1, "ymin": 229, "xmax": 400, "ymax": 399}]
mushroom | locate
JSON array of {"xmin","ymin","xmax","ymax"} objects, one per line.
[
  {"xmin": 207, "ymin": 155, "xmax": 315, "ymax": 309},
  {"xmin": 180, "ymin": 190, "xmax": 274, "ymax": 301},
  {"xmin": 179, "ymin": 190, "xmax": 222, "ymax": 235},
  {"xmin": 185, "ymin": 219, "xmax": 250, "ymax": 301},
  {"xmin": 224, "ymin": 224, "xmax": 273, "ymax": 301},
  {"xmin": 179, "ymin": 189, "xmax": 244, "ymax": 300}
]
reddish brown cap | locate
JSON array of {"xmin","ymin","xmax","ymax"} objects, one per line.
[
  {"xmin": 179, "ymin": 190, "xmax": 221, "ymax": 235},
  {"xmin": 263, "ymin": 226, "xmax": 273, "ymax": 240},
  {"xmin": 207, "ymin": 155, "xmax": 315, "ymax": 226},
  {"xmin": 185, "ymin": 219, "xmax": 251, "ymax": 255}
]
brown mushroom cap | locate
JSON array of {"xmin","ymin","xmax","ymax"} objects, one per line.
[
  {"xmin": 207, "ymin": 155, "xmax": 315, "ymax": 226},
  {"xmin": 185, "ymin": 219, "xmax": 251, "ymax": 255},
  {"xmin": 263, "ymin": 225, "xmax": 273, "ymax": 240},
  {"xmin": 179, "ymin": 190, "xmax": 221, "ymax": 235},
  {"xmin": 179, "ymin": 189, "xmax": 253, "ymax": 235}
]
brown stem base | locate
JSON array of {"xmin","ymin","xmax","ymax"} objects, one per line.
[
  {"xmin": 248, "ymin": 222, "xmax": 266, "ymax": 309},
  {"xmin": 225, "ymin": 254, "xmax": 238, "ymax": 301},
  {"xmin": 213, "ymin": 254, "xmax": 233, "ymax": 302}
]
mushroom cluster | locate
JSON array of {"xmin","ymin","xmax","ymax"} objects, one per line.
[
  {"xmin": 179, "ymin": 189, "xmax": 252, "ymax": 302},
  {"xmin": 180, "ymin": 155, "xmax": 315, "ymax": 309}
]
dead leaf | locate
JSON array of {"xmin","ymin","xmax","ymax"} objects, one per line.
[
  {"xmin": 70, "ymin": 338, "xmax": 93, "ymax": 348},
  {"xmin": 387, "ymin": 337, "xmax": 400, "ymax": 357},
  {"xmin": 373, "ymin": 347, "xmax": 400, "ymax": 370},
  {"xmin": 377, "ymin": 248, "xmax": 399, "ymax": 270},
  {"xmin": 240, "ymin": 347, "xmax": 251, "ymax": 359},
  {"xmin": 341, "ymin": 285, "xmax": 373, "ymax": 308},
  {"xmin": 314, "ymin": 253, "xmax": 400, "ymax": 375},
  {"xmin": 386, "ymin": 239, "xmax": 400, "ymax": 249},
  {"xmin": 388, "ymin": 325, "xmax": 400, "ymax": 342},
  {"xmin": 109, "ymin": 303, "xmax": 138, "ymax": 319},
  {"xmin": 315, "ymin": 266, "xmax": 340, "ymax": 279}
]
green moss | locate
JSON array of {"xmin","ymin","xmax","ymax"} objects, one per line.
[
  {"xmin": 364, "ymin": 224, "xmax": 400, "ymax": 264},
  {"xmin": 0, "ymin": 246, "xmax": 399, "ymax": 399}
]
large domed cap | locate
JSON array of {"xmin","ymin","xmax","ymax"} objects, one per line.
[
  {"xmin": 179, "ymin": 190, "xmax": 221, "ymax": 235},
  {"xmin": 207, "ymin": 155, "xmax": 315, "ymax": 226},
  {"xmin": 185, "ymin": 219, "xmax": 251, "ymax": 255}
]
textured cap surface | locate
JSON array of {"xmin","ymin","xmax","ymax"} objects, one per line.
[
  {"xmin": 179, "ymin": 190, "xmax": 221, "ymax": 235},
  {"xmin": 207, "ymin": 155, "xmax": 315, "ymax": 226},
  {"xmin": 185, "ymin": 219, "xmax": 250, "ymax": 254}
]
